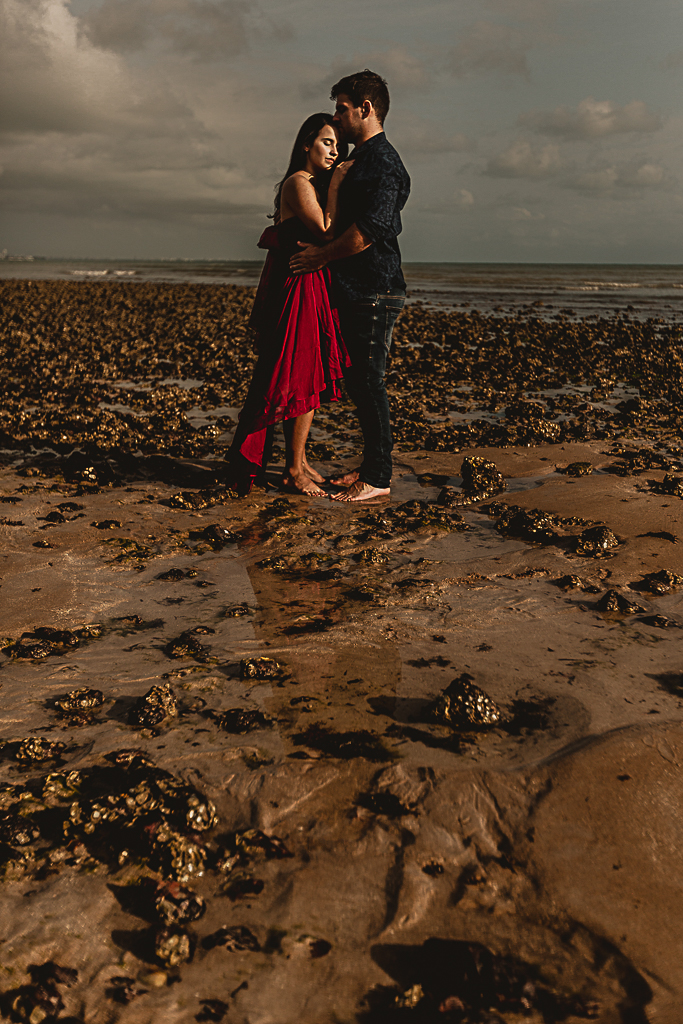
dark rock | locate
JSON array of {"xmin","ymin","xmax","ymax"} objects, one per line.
[
  {"xmin": 573, "ymin": 524, "xmax": 619, "ymax": 556},
  {"xmin": 203, "ymin": 925, "xmax": 260, "ymax": 952},
  {"xmin": 154, "ymin": 881, "xmax": 205, "ymax": 926},
  {"xmin": 165, "ymin": 631, "xmax": 210, "ymax": 662},
  {"xmin": 91, "ymin": 519, "xmax": 121, "ymax": 529},
  {"xmin": 431, "ymin": 674, "xmax": 504, "ymax": 729},
  {"xmin": 562, "ymin": 462, "xmax": 593, "ymax": 476},
  {"xmin": 189, "ymin": 524, "xmax": 238, "ymax": 549},
  {"xmin": 216, "ymin": 708, "xmax": 273, "ymax": 734},
  {"xmin": 240, "ymin": 657, "xmax": 281, "ymax": 680},
  {"xmin": 155, "ymin": 926, "xmax": 192, "ymax": 967},
  {"xmin": 14, "ymin": 737, "xmax": 66, "ymax": 762},
  {"xmin": 596, "ymin": 590, "xmax": 647, "ymax": 615},
  {"xmin": 128, "ymin": 683, "xmax": 178, "ymax": 727}
]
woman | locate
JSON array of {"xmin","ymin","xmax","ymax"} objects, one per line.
[{"xmin": 225, "ymin": 113, "xmax": 351, "ymax": 496}]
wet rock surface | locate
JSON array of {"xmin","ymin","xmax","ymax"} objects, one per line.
[{"xmin": 0, "ymin": 282, "xmax": 682, "ymax": 1022}]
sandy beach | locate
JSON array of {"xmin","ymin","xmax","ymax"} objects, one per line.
[{"xmin": 1, "ymin": 280, "xmax": 682, "ymax": 1023}]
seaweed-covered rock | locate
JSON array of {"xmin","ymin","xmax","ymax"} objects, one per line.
[
  {"xmin": 562, "ymin": 462, "xmax": 593, "ymax": 476},
  {"xmin": 431, "ymin": 674, "xmax": 503, "ymax": 729}
]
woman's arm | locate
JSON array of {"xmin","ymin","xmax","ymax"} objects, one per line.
[
  {"xmin": 322, "ymin": 159, "xmax": 354, "ymax": 240},
  {"xmin": 280, "ymin": 173, "xmax": 327, "ymax": 239}
]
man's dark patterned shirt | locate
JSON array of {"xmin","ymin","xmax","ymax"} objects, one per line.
[{"xmin": 333, "ymin": 132, "xmax": 410, "ymax": 304}]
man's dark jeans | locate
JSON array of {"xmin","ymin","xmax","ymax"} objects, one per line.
[{"xmin": 339, "ymin": 290, "xmax": 405, "ymax": 489}]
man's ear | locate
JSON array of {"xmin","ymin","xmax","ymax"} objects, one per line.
[{"xmin": 360, "ymin": 99, "xmax": 373, "ymax": 120}]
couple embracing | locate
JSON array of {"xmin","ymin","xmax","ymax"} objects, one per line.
[{"xmin": 226, "ymin": 69, "xmax": 410, "ymax": 502}]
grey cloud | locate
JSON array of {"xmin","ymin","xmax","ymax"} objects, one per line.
[
  {"xmin": 448, "ymin": 21, "xmax": 532, "ymax": 81},
  {"xmin": 390, "ymin": 113, "xmax": 473, "ymax": 156},
  {"xmin": 519, "ymin": 98, "xmax": 663, "ymax": 139},
  {"xmin": 570, "ymin": 161, "xmax": 667, "ymax": 193},
  {"xmin": 486, "ymin": 140, "xmax": 562, "ymax": 177},
  {"xmin": 662, "ymin": 50, "xmax": 683, "ymax": 70},
  {"xmin": 300, "ymin": 47, "xmax": 433, "ymax": 106},
  {"xmin": 77, "ymin": 0, "xmax": 249, "ymax": 59}
]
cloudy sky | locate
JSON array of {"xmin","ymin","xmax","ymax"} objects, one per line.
[{"xmin": 1, "ymin": 0, "xmax": 682, "ymax": 262}]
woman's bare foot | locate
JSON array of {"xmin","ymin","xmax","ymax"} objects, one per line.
[
  {"xmin": 328, "ymin": 468, "xmax": 360, "ymax": 487},
  {"xmin": 302, "ymin": 457, "xmax": 325, "ymax": 484},
  {"xmin": 281, "ymin": 471, "xmax": 326, "ymax": 497},
  {"xmin": 331, "ymin": 480, "xmax": 390, "ymax": 502}
]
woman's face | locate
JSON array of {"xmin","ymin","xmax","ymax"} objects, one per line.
[{"xmin": 305, "ymin": 124, "xmax": 339, "ymax": 173}]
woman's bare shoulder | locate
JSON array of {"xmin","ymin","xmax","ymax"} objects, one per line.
[{"xmin": 282, "ymin": 171, "xmax": 315, "ymax": 194}]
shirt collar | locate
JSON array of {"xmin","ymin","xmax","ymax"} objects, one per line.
[{"xmin": 352, "ymin": 131, "xmax": 385, "ymax": 157}]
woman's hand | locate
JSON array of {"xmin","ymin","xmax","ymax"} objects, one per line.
[{"xmin": 330, "ymin": 159, "xmax": 354, "ymax": 189}]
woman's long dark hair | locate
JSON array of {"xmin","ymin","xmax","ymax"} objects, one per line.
[{"xmin": 273, "ymin": 112, "xmax": 348, "ymax": 217}]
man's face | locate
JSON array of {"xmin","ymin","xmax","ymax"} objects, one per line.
[{"xmin": 333, "ymin": 93, "xmax": 364, "ymax": 143}]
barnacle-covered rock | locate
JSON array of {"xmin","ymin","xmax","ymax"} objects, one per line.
[
  {"xmin": 431, "ymin": 674, "xmax": 504, "ymax": 729},
  {"xmin": 167, "ymin": 491, "xmax": 215, "ymax": 510},
  {"xmin": 596, "ymin": 590, "xmax": 647, "ymax": 615},
  {"xmin": 154, "ymin": 926, "xmax": 192, "ymax": 967},
  {"xmin": 165, "ymin": 630, "xmax": 211, "ymax": 662},
  {"xmin": 555, "ymin": 574, "xmax": 601, "ymax": 593},
  {"xmin": 189, "ymin": 524, "xmax": 238, "ymax": 549},
  {"xmin": 5, "ymin": 637, "xmax": 55, "ymax": 660},
  {"xmin": 240, "ymin": 657, "xmax": 282, "ymax": 680},
  {"xmin": 55, "ymin": 688, "xmax": 104, "ymax": 713},
  {"xmin": 203, "ymin": 925, "xmax": 260, "ymax": 952},
  {"xmin": 216, "ymin": 708, "xmax": 273, "ymax": 734},
  {"xmin": 154, "ymin": 881, "xmax": 205, "ymax": 926},
  {"xmin": 562, "ymin": 462, "xmax": 593, "ymax": 476},
  {"xmin": 486, "ymin": 504, "xmax": 559, "ymax": 545},
  {"xmin": 0, "ymin": 812, "xmax": 41, "ymax": 847},
  {"xmin": 652, "ymin": 474, "xmax": 683, "ymax": 497},
  {"xmin": 630, "ymin": 568, "xmax": 683, "ymax": 594},
  {"xmin": 15, "ymin": 737, "xmax": 66, "ymax": 763},
  {"xmin": 128, "ymin": 683, "xmax": 178, "ymax": 728},
  {"xmin": 573, "ymin": 524, "xmax": 619, "ymax": 556},
  {"xmin": 224, "ymin": 603, "xmax": 255, "ymax": 618}
]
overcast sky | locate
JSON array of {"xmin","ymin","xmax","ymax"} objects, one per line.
[{"xmin": 1, "ymin": 0, "xmax": 682, "ymax": 262}]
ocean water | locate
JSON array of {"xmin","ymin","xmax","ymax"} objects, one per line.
[{"xmin": 1, "ymin": 257, "xmax": 681, "ymax": 320}]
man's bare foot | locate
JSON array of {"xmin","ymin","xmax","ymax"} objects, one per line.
[
  {"xmin": 281, "ymin": 471, "xmax": 326, "ymax": 497},
  {"xmin": 328, "ymin": 468, "xmax": 360, "ymax": 487},
  {"xmin": 302, "ymin": 457, "xmax": 325, "ymax": 484},
  {"xmin": 331, "ymin": 480, "xmax": 390, "ymax": 502}
]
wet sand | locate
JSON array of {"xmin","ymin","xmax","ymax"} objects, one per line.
[{"xmin": 0, "ymin": 282, "xmax": 682, "ymax": 1023}]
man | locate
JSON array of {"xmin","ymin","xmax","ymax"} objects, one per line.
[{"xmin": 290, "ymin": 69, "xmax": 410, "ymax": 502}]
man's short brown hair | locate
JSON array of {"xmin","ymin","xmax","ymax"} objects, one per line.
[{"xmin": 331, "ymin": 70, "xmax": 390, "ymax": 125}]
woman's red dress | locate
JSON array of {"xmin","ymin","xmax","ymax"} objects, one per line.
[{"xmin": 226, "ymin": 218, "xmax": 349, "ymax": 491}]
